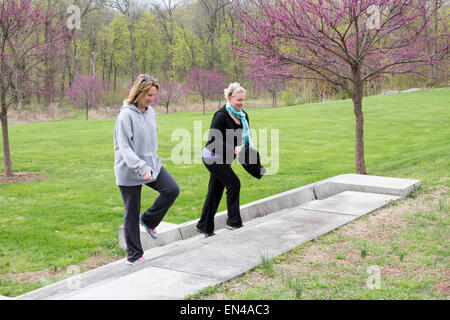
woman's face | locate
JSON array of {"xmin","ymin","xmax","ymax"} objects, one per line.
[
  {"xmin": 138, "ymin": 86, "xmax": 158, "ymax": 108},
  {"xmin": 228, "ymin": 91, "xmax": 246, "ymax": 111}
]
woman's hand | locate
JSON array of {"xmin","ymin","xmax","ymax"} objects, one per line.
[
  {"xmin": 142, "ymin": 169, "xmax": 153, "ymax": 181},
  {"xmin": 235, "ymin": 145, "xmax": 243, "ymax": 155}
]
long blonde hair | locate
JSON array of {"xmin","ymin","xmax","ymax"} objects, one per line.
[{"xmin": 127, "ymin": 74, "xmax": 159, "ymax": 106}]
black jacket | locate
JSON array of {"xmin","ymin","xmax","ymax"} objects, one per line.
[
  {"xmin": 238, "ymin": 144, "xmax": 266, "ymax": 179},
  {"xmin": 204, "ymin": 105, "xmax": 249, "ymax": 164},
  {"xmin": 204, "ymin": 106, "xmax": 266, "ymax": 179}
]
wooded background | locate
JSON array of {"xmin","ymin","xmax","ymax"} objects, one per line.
[{"xmin": 10, "ymin": 0, "xmax": 450, "ymax": 111}]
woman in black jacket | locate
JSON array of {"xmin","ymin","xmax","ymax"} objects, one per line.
[{"xmin": 195, "ymin": 83, "xmax": 250, "ymax": 237}]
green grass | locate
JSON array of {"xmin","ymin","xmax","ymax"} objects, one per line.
[{"xmin": 0, "ymin": 88, "xmax": 449, "ymax": 297}]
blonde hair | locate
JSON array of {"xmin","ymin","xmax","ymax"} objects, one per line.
[
  {"xmin": 224, "ymin": 82, "xmax": 246, "ymax": 100},
  {"xmin": 127, "ymin": 74, "xmax": 159, "ymax": 106}
]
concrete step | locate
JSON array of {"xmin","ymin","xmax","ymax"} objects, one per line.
[
  {"xmin": 117, "ymin": 182, "xmax": 317, "ymax": 251},
  {"xmin": 118, "ymin": 174, "xmax": 420, "ymax": 251},
  {"xmin": 314, "ymin": 174, "xmax": 421, "ymax": 199},
  {"xmin": 118, "ymin": 222, "xmax": 182, "ymax": 252},
  {"xmin": 301, "ymin": 191, "xmax": 400, "ymax": 216},
  {"xmin": 44, "ymin": 205, "xmax": 367, "ymax": 300},
  {"xmin": 14, "ymin": 174, "xmax": 421, "ymax": 300}
]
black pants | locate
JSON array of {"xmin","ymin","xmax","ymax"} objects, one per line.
[
  {"xmin": 119, "ymin": 166, "xmax": 179, "ymax": 262},
  {"xmin": 196, "ymin": 158, "xmax": 242, "ymax": 234}
]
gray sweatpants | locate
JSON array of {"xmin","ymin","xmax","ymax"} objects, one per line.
[{"xmin": 118, "ymin": 166, "xmax": 180, "ymax": 262}]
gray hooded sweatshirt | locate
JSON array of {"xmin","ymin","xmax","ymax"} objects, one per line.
[{"xmin": 114, "ymin": 100, "xmax": 162, "ymax": 186}]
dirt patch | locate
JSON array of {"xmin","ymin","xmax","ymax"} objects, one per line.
[
  {"xmin": 0, "ymin": 172, "xmax": 47, "ymax": 184},
  {"xmin": 434, "ymin": 278, "xmax": 450, "ymax": 295},
  {"xmin": 1, "ymin": 254, "xmax": 122, "ymax": 285}
]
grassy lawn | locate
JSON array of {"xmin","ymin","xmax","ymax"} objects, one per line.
[{"xmin": 0, "ymin": 88, "xmax": 449, "ymax": 297}]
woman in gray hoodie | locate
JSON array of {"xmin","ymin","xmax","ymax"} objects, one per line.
[{"xmin": 114, "ymin": 74, "xmax": 179, "ymax": 266}]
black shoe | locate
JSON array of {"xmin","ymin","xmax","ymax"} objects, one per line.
[
  {"xmin": 226, "ymin": 224, "xmax": 243, "ymax": 230},
  {"xmin": 195, "ymin": 226, "xmax": 215, "ymax": 238}
]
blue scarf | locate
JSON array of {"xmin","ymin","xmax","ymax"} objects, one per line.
[{"xmin": 226, "ymin": 101, "xmax": 252, "ymax": 147}]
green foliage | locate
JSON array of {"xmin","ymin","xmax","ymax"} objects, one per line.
[
  {"xmin": 281, "ymin": 88, "xmax": 296, "ymax": 106},
  {"xmin": 135, "ymin": 12, "xmax": 165, "ymax": 76},
  {"xmin": 173, "ymin": 26, "xmax": 204, "ymax": 79},
  {"xmin": 360, "ymin": 247, "xmax": 368, "ymax": 259},
  {"xmin": 260, "ymin": 253, "xmax": 274, "ymax": 277},
  {"xmin": 282, "ymin": 273, "xmax": 304, "ymax": 299}
]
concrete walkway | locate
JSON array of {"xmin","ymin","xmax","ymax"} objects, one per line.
[{"xmin": 14, "ymin": 174, "xmax": 420, "ymax": 300}]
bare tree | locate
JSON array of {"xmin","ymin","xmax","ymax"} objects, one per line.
[
  {"xmin": 149, "ymin": 0, "xmax": 181, "ymax": 78},
  {"xmin": 198, "ymin": 0, "xmax": 229, "ymax": 68},
  {"xmin": 64, "ymin": 0, "xmax": 101, "ymax": 92},
  {"xmin": 107, "ymin": 0, "xmax": 143, "ymax": 82}
]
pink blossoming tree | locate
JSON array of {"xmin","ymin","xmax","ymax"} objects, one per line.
[
  {"xmin": 0, "ymin": 0, "xmax": 72, "ymax": 176},
  {"xmin": 234, "ymin": 0, "xmax": 449, "ymax": 174},
  {"xmin": 154, "ymin": 79, "xmax": 187, "ymax": 113},
  {"xmin": 250, "ymin": 66, "xmax": 288, "ymax": 108},
  {"xmin": 187, "ymin": 68, "xmax": 229, "ymax": 115},
  {"xmin": 68, "ymin": 75, "xmax": 105, "ymax": 120}
]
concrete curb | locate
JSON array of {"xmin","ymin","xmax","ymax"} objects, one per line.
[
  {"xmin": 118, "ymin": 181, "xmax": 318, "ymax": 250},
  {"xmin": 118, "ymin": 174, "xmax": 421, "ymax": 251},
  {"xmin": 314, "ymin": 174, "xmax": 421, "ymax": 199}
]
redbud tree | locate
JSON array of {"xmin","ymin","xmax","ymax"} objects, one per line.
[
  {"xmin": 154, "ymin": 79, "xmax": 187, "ymax": 113},
  {"xmin": 234, "ymin": 0, "xmax": 449, "ymax": 174},
  {"xmin": 251, "ymin": 67, "xmax": 288, "ymax": 108},
  {"xmin": 68, "ymin": 75, "xmax": 105, "ymax": 120},
  {"xmin": 188, "ymin": 68, "xmax": 229, "ymax": 115},
  {"xmin": 0, "ymin": 0, "xmax": 71, "ymax": 176}
]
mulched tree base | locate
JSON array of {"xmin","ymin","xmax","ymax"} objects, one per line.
[{"xmin": 0, "ymin": 172, "xmax": 47, "ymax": 184}]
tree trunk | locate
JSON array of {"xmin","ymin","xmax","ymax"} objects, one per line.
[
  {"xmin": 73, "ymin": 39, "xmax": 80, "ymax": 85},
  {"xmin": 90, "ymin": 51, "xmax": 96, "ymax": 76},
  {"xmin": 114, "ymin": 65, "xmax": 117, "ymax": 92},
  {"xmin": 202, "ymin": 97, "xmax": 206, "ymax": 115},
  {"xmin": 61, "ymin": 69, "xmax": 66, "ymax": 97},
  {"xmin": 128, "ymin": 24, "xmax": 137, "ymax": 83},
  {"xmin": 0, "ymin": 90, "xmax": 13, "ymax": 177},
  {"xmin": 44, "ymin": 14, "xmax": 54, "ymax": 107},
  {"xmin": 108, "ymin": 55, "xmax": 114, "ymax": 91},
  {"xmin": 66, "ymin": 47, "xmax": 73, "ymax": 89},
  {"xmin": 431, "ymin": 0, "xmax": 438, "ymax": 84},
  {"xmin": 352, "ymin": 83, "xmax": 367, "ymax": 175},
  {"xmin": 16, "ymin": 97, "xmax": 24, "ymax": 110}
]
